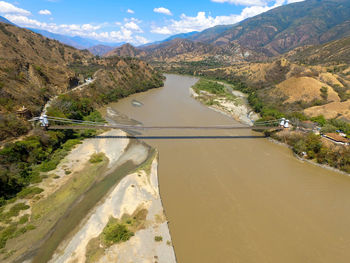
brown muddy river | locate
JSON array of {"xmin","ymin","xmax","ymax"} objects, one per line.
[{"xmin": 108, "ymin": 74, "xmax": 350, "ymax": 263}]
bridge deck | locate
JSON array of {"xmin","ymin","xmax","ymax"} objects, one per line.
[{"xmin": 48, "ymin": 125, "xmax": 283, "ymax": 130}]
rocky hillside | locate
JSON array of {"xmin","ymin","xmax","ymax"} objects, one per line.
[
  {"xmin": 106, "ymin": 39, "xmax": 265, "ymax": 64},
  {"xmin": 105, "ymin": 43, "xmax": 146, "ymax": 58},
  {"xmin": 187, "ymin": 0, "xmax": 350, "ymax": 56},
  {"xmin": 0, "ymin": 22, "xmax": 163, "ymax": 141},
  {"xmin": 88, "ymin": 45, "xmax": 115, "ymax": 56},
  {"xmin": 286, "ymin": 35, "xmax": 350, "ymax": 65},
  {"xmin": 196, "ymin": 56, "xmax": 350, "ymax": 120}
]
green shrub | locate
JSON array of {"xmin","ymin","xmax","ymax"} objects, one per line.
[
  {"xmin": 102, "ymin": 218, "xmax": 134, "ymax": 246},
  {"xmin": 154, "ymin": 236, "xmax": 163, "ymax": 242},
  {"xmin": 0, "ymin": 224, "xmax": 17, "ymax": 249},
  {"xmin": 311, "ymin": 115, "xmax": 326, "ymax": 126},
  {"xmin": 17, "ymin": 187, "xmax": 43, "ymax": 199},
  {"xmin": 193, "ymin": 79, "xmax": 226, "ymax": 95},
  {"xmin": 5, "ymin": 203, "xmax": 30, "ymax": 219},
  {"xmin": 18, "ymin": 214, "xmax": 29, "ymax": 224},
  {"xmin": 89, "ymin": 153, "xmax": 105, "ymax": 164}
]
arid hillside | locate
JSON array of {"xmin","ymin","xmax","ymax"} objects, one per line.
[
  {"xmin": 106, "ymin": 39, "xmax": 266, "ymax": 64},
  {"xmin": 194, "ymin": 56, "xmax": 350, "ymax": 120},
  {"xmin": 0, "ymin": 22, "xmax": 163, "ymax": 141}
]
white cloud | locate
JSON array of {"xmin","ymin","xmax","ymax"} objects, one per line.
[
  {"xmin": 4, "ymin": 13, "xmax": 147, "ymax": 45},
  {"xmin": 124, "ymin": 21, "xmax": 143, "ymax": 32},
  {"xmin": 127, "ymin": 9, "xmax": 134, "ymax": 14},
  {"xmin": 38, "ymin": 9, "xmax": 52, "ymax": 15},
  {"xmin": 152, "ymin": 0, "xmax": 285, "ymax": 35},
  {"xmin": 153, "ymin": 7, "xmax": 172, "ymax": 16},
  {"xmin": 287, "ymin": 0, "xmax": 304, "ymax": 3},
  {"xmin": 0, "ymin": 1, "xmax": 31, "ymax": 16},
  {"xmin": 211, "ymin": 0, "xmax": 272, "ymax": 6}
]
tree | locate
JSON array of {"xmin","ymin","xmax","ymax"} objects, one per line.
[{"xmin": 320, "ymin": 86, "xmax": 328, "ymax": 101}]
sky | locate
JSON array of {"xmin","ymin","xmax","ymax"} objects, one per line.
[{"xmin": 0, "ymin": 0, "xmax": 304, "ymax": 45}]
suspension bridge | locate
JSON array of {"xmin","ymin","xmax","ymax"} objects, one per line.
[{"xmin": 29, "ymin": 116, "xmax": 288, "ymax": 131}]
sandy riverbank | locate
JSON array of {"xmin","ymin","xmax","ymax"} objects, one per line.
[
  {"xmin": 190, "ymin": 86, "xmax": 259, "ymax": 126},
  {"xmin": 2, "ymin": 127, "xmax": 175, "ymax": 262},
  {"xmin": 45, "ymin": 128, "xmax": 175, "ymax": 262},
  {"xmin": 50, "ymin": 148, "xmax": 176, "ymax": 263}
]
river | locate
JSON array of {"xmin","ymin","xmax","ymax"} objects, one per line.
[{"xmin": 106, "ymin": 74, "xmax": 350, "ymax": 263}]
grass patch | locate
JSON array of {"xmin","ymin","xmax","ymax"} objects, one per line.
[
  {"xmin": 0, "ymin": 224, "xmax": 17, "ymax": 249},
  {"xmin": 18, "ymin": 214, "xmax": 29, "ymax": 225},
  {"xmin": 193, "ymin": 79, "xmax": 226, "ymax": 95},
  {"xmin": 17, "ymin": 187, "xmax": 43, "ymax": 199},
  {"xmin": 31, "ymin": 155, "xmax": 107, "ymax": 221},
  {"xmin": 0, "ymin": 203, "xmax": 30, "ymax": 222},
  {"xmin": 102, "ymin": 218, "xmax": 134, "ymax": 246},
  {"xmin": 89, "ymin": 153, "xmax": 105, "ymax": 164},
  {"xmin": 193, "ymin": 78, "xmax": 239, "ymax": 106},
  {"xmin": 154, "ymin": 236, "xmax": 163, "ymax": 242},
  {"xmin": 135, "ymin": 149, "xmax": 156, "ymax": 175}
]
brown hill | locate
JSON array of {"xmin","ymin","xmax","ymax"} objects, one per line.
[
  {"xmin": 190, "ymin": 0, "xmax": 350, "ymax": 56},
  {"xmin": 0, "ymin": 23, "xmax": 163, "ymax": 141},
  {"xmin": 105, "ymin": 43, "xmax": 146, "ymax": 58},
  {"xmin": 88, "ymin": 45, "xmax": 115, "ymax": 56},
  {"xmin": 106, "ymin": 39, "xmax": 265, "ymax": 63},
  {"xmin": 0, "ymin": 23, "xmax": 94, "ymax": 137},
  {"xmin": 286, "ymin": 35, "xmax": 350, "ymax": 65}
]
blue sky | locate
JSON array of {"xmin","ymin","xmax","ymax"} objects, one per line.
[{"xmin": 0, "ymin": 0, "xmax": 303, "ymax": 45}]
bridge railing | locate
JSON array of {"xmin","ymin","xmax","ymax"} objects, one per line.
[{"xmin": 29, "ymin": 116, "xmax": 286, "ymax": 130}]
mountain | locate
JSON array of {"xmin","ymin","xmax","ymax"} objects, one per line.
[
  {"xmin": 190, "ymin": 0, "xmax": 350, "ymax": 56},
  {"xmin": 0, "ymin": 22, "xmax": 162, "ymax": 141},
  {"xmin": 0, "ymin": 16, "xmax": 15, "ymax": 26},
  {"xmin": 141, "ymin": 31, "xmax": 199, "ymax": 47},
  {"xmin": 133, "ymin": 0, "xmax": 350, "ymax": 60},
  {"xmin": 87, "ymin": 45, "xmax": 115, "ymax": 56},
  {"xmin": 105, "ymin": 43, "xmax": 146, "ymax": 58},
  {"xmin": 286, "ymin": 35, "xmax": 350, "ymax": 65},
  {"xmin": 187, "ymin": 24, "xmax": 235, "ymax": 43},
  {"xmin": 106, "ymin": 39, "xmax": 265, "ymax": 63},
  {"xmin": 28, "ymin": 28, "xmax": 124, "ymax": 50}
]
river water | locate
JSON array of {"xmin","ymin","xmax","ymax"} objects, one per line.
[{"xmin": 107, "ymin": 74, "xmax": 350, "ymax": 263}]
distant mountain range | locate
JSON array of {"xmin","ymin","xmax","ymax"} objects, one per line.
[
  {"xmin": 106, "ymin": 0, "xmax": 350, "ymax": 62},
  {"xmin": 0, "ymin": 16, "xmax": 123, "ymax": 52},
  {"xmin": 2, "ymin": 0, "xmax": 350, "ymax": 59},
  {"xmin": 27, "ymin": 28, "xmax": 124, "ymax": 50}
]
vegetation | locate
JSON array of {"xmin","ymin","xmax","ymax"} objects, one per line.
[
  {"xmin": 274, "ymin": 132, "xmax": 350, "ymax": 173},
  {"xmin": 185, "ymin": 68, "xmax": 350, "ymax": 173},
  {"xmin": 102, "ymin": 217, "xmax": 134, "ymax": 246},
  {"xmin": 193, "ymin": 79, "xmax": 226, "ymax": 95},
  {"xmin": 89, "ymin": 153, "xmax": 105, "ymax": 164},
  {"xmin": 320, "ymin": 86, "xmax": 328, "ymax": 102},
  {"xmin": 332, "ymin": 84, "xmax": 350, "ymax": 102},
  {"xmin": 154, "ymin": 236, "xmax": 163, "ymax": 242}
]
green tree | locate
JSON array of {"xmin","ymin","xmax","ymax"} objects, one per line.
[{"xmin": 320, "ymin": 86, "xmax": 328, "ymax": 101}]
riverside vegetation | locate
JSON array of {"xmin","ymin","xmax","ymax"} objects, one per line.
[{"xmin": 189, "ymin": 74, "xmax": 350, "ymax": 173}]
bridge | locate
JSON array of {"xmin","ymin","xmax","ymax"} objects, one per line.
[{"xmin": 29, "ymin": 116, "xmax": 287, "ymax": 131}]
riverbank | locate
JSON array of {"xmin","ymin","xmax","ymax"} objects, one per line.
[
  {"xmin": 0, "ymin": 126, "xmax": 175, "ymax": 262},
  {"xmin": 190, "ymin": 78, "xmax": 259, "ymax": 126},
  {"xmin": 190, "ymin": 78, "xmax": 349, "ymax": 174}
]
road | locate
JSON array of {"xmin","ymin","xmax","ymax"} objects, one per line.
[{"xmin": 41, "ymin": 69, "xmax": 101, "ymax": 116}]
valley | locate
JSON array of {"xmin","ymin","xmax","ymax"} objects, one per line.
[{"xmin": 1, "ymin": 0, "xmax": 350, "ymax": 262}]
